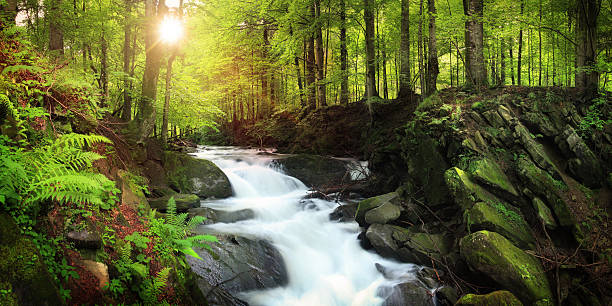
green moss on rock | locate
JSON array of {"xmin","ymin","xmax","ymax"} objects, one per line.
[
  {"xmin": 163, "ymin": 152, "xmax": 232, "ymax": 199},
  {"xmin": 466, "ymin": 202, "xmax": 535, "ymax": 249},
  {"xmin": 470, "ymin": 158, "xmax": 519, "ymax": 197},
  {"xmin": 460, "ymin": 231, "xmax": 553, "ymax": 304},
  {"xmin": 355, "ymin": 192, "xmax": 399, "ymax": 225},
  {"xmin": 444, "ymin": 167, "xmax": 500, "ymax": 210},
  {"xmin": 456, "ymin": 290, "xmax": 523, "ymax": 306}
]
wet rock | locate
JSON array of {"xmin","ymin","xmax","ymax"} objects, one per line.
[
  {"xmin": 435, "ymin": 286, "xmax": 458, "ymax": 305},
  {"xmin": 271, "ymin": 154, "xmax": 350, "ymax": 188},
  {"xmin": 456, "ymin": 290, "xmax": 523, "ymax": 306},
  {"xmin": 460, "ymin": 231, "xmax": 553, "ymax": 304},
  {"xmin": 380, "ymin": 280, "xmax": 435, "ymax": 306},
  {"xmin": 329, "ymin": 202, "xmax": 358, "ymax": 222},
  {"xmin": 188, "ymin": 207, "xmax": 255, "ymax": 224},
  {"xmin": 365, "ymin": 200, "xmax": 401, "ymax": 225},
  {"xmin": 149, "ymin": 194, "xmax": 200, "ymax": 212},
  {"xmin": 163, "ymin": 152, "xmax": 232, "ymax": 199},
  {"xmin": 355, "ymin": 192, "xmax": 400, "ymax": 226},
  {"xmin": 187, "ymin": 235, "xmax": 287, "ymax": 305},
  {"xmin": 465, "ymin": 202, "xmax": 535, "ymax": 249},
  {"xmin": 366, "ymin": 224, "xmax": 400, "ymax": 258}
]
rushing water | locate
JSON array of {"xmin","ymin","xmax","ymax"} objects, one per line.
[{"xmin": 192, "ymin": 147, "xmax": 426, "ymax": 306}]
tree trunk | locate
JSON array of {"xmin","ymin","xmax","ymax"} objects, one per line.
[
  {"xmin": 339, "ymin": 0, "xmax": 349, "ymax": 105},
  {"xmin": 426, "ymin": 0, "xmax": 439, "ymax": 96},
  {"xmin": 538, "ymin": 0, "xmax": 542, "ymax": 86},
  {"xmin": 1, "ymin": 0, "xmax": 17, "ymax": 25},
  {"xmin": 517, "ymin": 0, "xmax": 524, "ymax": 85},
  {"xmin": 382, "ymin": 42, "xmax": 389, "ymax": 99},
  {"xmin": 463, "ymin": 0, "xmax": 487, "ymax": 88},
  {"xmin": 162, "ymin": 53, "xmax": 176, "ymax": 143},
  {"xmin": 314, "ymin": 0, "xmax": 326, "ymax": 107},
  {"xmin": 139, "ymin": 0, "xmax": 167, "ymax": 141},
  {"xmin": 305, "ymin": 35, "xmax": 317, "ymax": 110},
  {"xmin": 122, "ymin": 0, "xmax": 133, "ymax": 121},
  {"xmin": 100, "ymin": 34, "xmax": 109, "ymax": 106},
  {"xmin": 364, "ymin": 0, "xmax": 378, "ymax": 99},
  {"xmin": 575, "ymin": 0, "xmax": 600, "ymax": 96},
  {"xmin": 500, "ymin": 38, "xmax": 506, "ymax": 85},
  {"xmin": 398, "ymin": 0, "xmax": 412, "ymax": 99},
  {"xmin": 49, "ymin": 0, "xmax": 64, "ymax": 59},
  {"xmin": 509, "ymin": 38, "xmax": 515, "ymax": 85},
  {"xmin": 417, "ymin": 0, "xmax": 425, "ymax": 95}
]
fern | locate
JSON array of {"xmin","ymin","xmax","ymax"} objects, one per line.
[{"xmin": 139, "ymin": 268, "xmax": 170, "ymax": 305}]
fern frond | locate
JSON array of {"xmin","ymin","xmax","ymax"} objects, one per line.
[
  {"xmin": 186, "ymin": 216, "xmax": 206, "ymax": 231},
  {"xmin": 50, "ymin": 133, "xmax": 112, "ymax": 151}
]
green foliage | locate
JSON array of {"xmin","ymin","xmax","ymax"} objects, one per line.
[
  {"xmin": 579, "ymin": 97, "xmax": 611, "ymax": 137},
  {"xmin": 125, "ymin": 232, "xmax": 151, "ymax": 250}
]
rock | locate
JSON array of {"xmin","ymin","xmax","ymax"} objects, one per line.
[
  {"xmin": 365, "ymin": 200, "xmax": 401, "ymax": 225},
  {"xmin": 460, "ymin": 231, "xmax": 553, "ymax": 304},
  {"xmin": 517, "ymin": 157, "xmax": 574, "ymax": 227},
  {"xmin": 355, "ymin": 192, "xmax": 400, "ymax": 225},
  {"xmin": 149, "ymin": 194, "xmax": 201, "ymax": 212},
  {"xmin": 481, "ymin": 109, "xmax": 506, "ymax": 128},
  {"xmin": 466, "ymin": 202, "xmax": 535, "ymax": 249},
  {"xmin": 163, "ymin": 152, "xmax": 232, "ymax": 199},
  {"xmin": 66, "ymin": 220, "xmax": 102, "ymax": 249},
  {"xmin": 79, "ymin": 260, "xmax": 109, "ymax": 289},
  {"xmin": 399, "ymin": 231, "xmax": 452, "ymax": 265},
  {"xmin": 329, "ymin": 202, "xmax": 358, "ymax": 222},
  {"xmin": 0, "ymin": 213, "xmax": 63, "ymax": 305},
  {"xmin": 187, "ymin": 234, "xmax": 287, "ymax": 305},
  {"xmin": 512, "ymin": 122, "xmax": 556, "ymax": 173},
  {"xmin": 557, "ymin": 126, "xmax": 605, "ymax": 187},
  {"xmin": 497, "ymin": 105, "xmax": 514, "ymax": 124},
  {"xmin": 444, "ymin": 167, "xmax": 499, "ymax": 210},
  {"xmin": 271, "ymin": 154, "xmax": 349, "ymax": 188},
  {"xmin": 117, "ymin": 169, "xmax": 150, "ymax": 211},
  {"xmin": 532, "ymin": 197, "xmax": 557, "ymax": 230},
  {"xmin": 435, "ymin": 286, "xmax": 459, "ymax": 305},
  {"xmin": 469, "ymin": 158, "xmax": 519, "ymax": 198},
  {"xmin": 188, "ymin": 207, "xmax": 255, "ymax": 224},
  {"xmin": 456, "ymin": 290, "xmax": 523, "ymax": 306},
  {"xmin": 366, "ymin": 224, "xmax": 400, "ymax": 258},
  {"xmin": 380, "ymin": 280, "xmax": 435, "ymax": 306},
  {"xmin": 523, "ymin": 112, "xmax": 561, "ymax": 137}
]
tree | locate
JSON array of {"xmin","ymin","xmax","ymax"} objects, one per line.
[
  {"xmin": 517, "ymin": 0, "xmax": 524, "ymax": 86},
  {"xmin": 575, "ymin": 0, "xmax": 601, "ymax": 95},
  {"xmin": 339, "ymin": 0, "xmax": 349, "ymax": 105},
  {"xmin": 463, "ymin": 0, "xmax": 487, "ymax": 88},
  {"xmin": 140, "ymin": 0, "xmax": 167, "ymax": 141},
  {"xmin": 48, "ymin": 0, "xmax": 64, "ymax": 59},
  {"xmin": 364, "ymin": 0, "xmax": 378, "ymax": 99},
  {"xmin": 426, "ymin": 0, "xmax": 439, "ymax": 96},
  {"xmin": 397, "ymin": 0, "xmax": 412, "ymax": 99},
  {"xmin": 122, "ymin": 0, "xmax": 134, "ymax": 121},
  {"xmin": 0, "ymin": 0, "xmax": 17, "ymax": 25}
]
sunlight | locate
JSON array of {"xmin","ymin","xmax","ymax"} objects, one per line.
[{"xmin": 159, "ymin": 16, "xmax": 183, "ymax": 44}]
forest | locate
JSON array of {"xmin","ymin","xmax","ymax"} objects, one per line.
[{"xmin": 0, "ymin": 0, "xmax": 610, "ymax": 305}]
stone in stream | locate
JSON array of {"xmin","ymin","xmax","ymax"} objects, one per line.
[
  {"xmin": 270, "ymin": 154, "xmax": 350, "ymax": 188},
  {"xmin": 148, "ymin": 193, "xmax": 200, "ymax": 212},
  {"xmin": 188, "ymin": 207, "xmax": 255, "ymax": 224},
  {"xmin": 162, "ymin": 151, "xmax": 232, "ymax": 199}
]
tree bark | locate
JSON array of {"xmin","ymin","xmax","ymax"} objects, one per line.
[
  {"xmin": 1, "ymin": 0, "xmax": 17, "ymax": 25},
  {"xmin": 314, "ymin": 0, "xmax": 326, "ymax": 107},
  {"xmin": 509, "ymin": 38, "xmax": 515, "ymax": 85},
  {"xmin": 417, "ymin": 0, "xmax": 425, "ymax": 95},
  {"xmin": 364, "ymin": 0, "xmax": 378, "ymax": 99},
  {"xmin": 162, "ymin": 53, "xmax": 176, "ymax": 143},
  {"xmin": 305, "ymin": 35, "xmax": 317, "ymax": 110},
  {"xmin": 463, "ymin": 0, "xmax": 487, "ymax": 88},
  {"xmin": 139, "ymin": 0, "xmax": 167, "ymax": 141},
  {"xmin": 575, "ymin": 0, "xmax": 600, "ymax": 96},
  {"xmin": 426, "ymin": 0, "xmax": 439, "ymax": 96},
  {"xmin": 122, "ymin": 0, "xmax": 133, "ymax": 121},
  {"xmin": 100, "ymin": 34, "xmax": 109, "ymax": 106},
  {"xmin": 397, "ymin": 0, "xmax": 412, "ymax": 99},
  {"xmin": 517, "ymin": 0, "xmax": 524, "ymax": 85},
  {"xmin": 48, "ymin": 0, "xmax": 64, "ymax": 59},
  {"xmin": 500, "ymin": 38, "xmax": 506, "ymax": 85},
  {"xmin": 339, "ymin": 0, "xmax": 349, "ymax": 105}
]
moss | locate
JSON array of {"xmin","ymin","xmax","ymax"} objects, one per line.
[
  {"xmin": 460, "ymin": 231, "xmax": 553, "ymax": 304},
  {"xmin": 466, "ymin": 202, "xmax": 535, "ymax": 249},
  {"xmin": 532, "ymin": 198, "xmax": 557, "ymax": 229},
  {"xmin": 355, "ymin": 192, "xmax": 398, "ymax": 225},
  {"xmin": 0, "ymin": 213, "xmax": 63, "ymax": 305},
  {"xmin": 163, "ymin": 152, "xmax": 232, "ymax": 199},
  {"xmin": 445, "ymin": 167, "xmax": 500, "ymax": 210},
  {"xmin": 0, "ymin": 282, "xmax": 18, "ymax": 306},
  {"xmin": 416, "ymin": 93, "xmax": 443, "ymax": 112},
  {"xmin": 469, "ymin": 158, "xmax": 519, "ymax": 197},
  {"xmin": 456, "ymin": 290, "xmax": 523, "ymax": 306}
]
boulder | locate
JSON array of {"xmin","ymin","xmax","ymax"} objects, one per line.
[
  {"xmin": 355, "ymin": 192, "xmax": 401, "ymax": 226},
  {"xmin": 532, "ymin": 197, "xmax": 557, "ymax": 230},
  {"xmin": 365, "ymin": 200, "xmax": 401, "ymax": 225},
  {"xmin": 187, "ymin": 234, "xmax": 287, "ymax": 305},
  {"xmin": 435, "ymin": 286, "xmax": 459, "ymax": 305},
  {"xmin": 512, "ymin": 122, "xmax": 556, "ymax": 174},
  {"xmin": 398, "ymin": 231, "xmax": 453, "ymax": 265},
  {"xmin": 149, "ymin": 194, "xmax": 201, "ymax": 212},
  {"xmin": 380, "ymin": 280, "xmax": 435, "ymax": 306},
  {"xmin": 517, "ymin": 157, "xmax": 574, "ymax": 227},
  {"xmin": 466, "ymin": 202, "xmax": 535, "ymax": 249},
  {"xmin": 365, "ymin": 224, "xmax": 401, "ymax": 258},
  {"xmin": 117, "ymin": 169, "xmax": 150, "ymax": 211},
  {"xmin": 79, "ymin": 260, "xmax": 109, "ymax": 289},
  {"xmin": 444, "ymin": 167, "xmax": 499, "ymax": 210},
  {"xmin": 0, "ymin": 213, "xmax": 63, "ymax": 305},
  {"xmin": 163, "ymin": 152, "xmax": 232, "ymax": 199},
  {"xmin": 556, "ymin": 126, "xmax": 605, "ymax": 187},
  {"xmin": 469, "ymin": 158, "xmax": 519, "ymax": 198},
  {"xmin": 460, "ymin": 231, "xmax": 553, "ymax": 304},
  {"xmin": 456, "ymin": 290, "xmax": 523, "ymax": 306},
  {"xmin": 66, "ymin": 220, "xmax": 102, "ymax": 250},
  {"xmin": 271, "ymin": 154, "xmax": 349, "ymax": 188},
  {"xmin": 188, "ymin": 207, "xmax": 255, "ymax": 224},
  {"xmin": 329, "ymin": 202, "xmax": 358, "ymax": 222}
]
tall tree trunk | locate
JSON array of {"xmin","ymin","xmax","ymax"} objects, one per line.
[
  {"xmin": 509, "ymin": 38, "xmax": 515, "ymax": 85},
  {"xmin": 162, "ymin": 53, "xmax": 176, "ymax": 143},
  {"xmin": 517, "ymin": 0, "xmax": 524, "ymax": 85},
  {"xmin": 339, "ymin": 0, "xmax": 349, "ymax": 105},
  {"xmin": 382, "ymin": 41, "xmax": 389, "ymax": 99},
  {"xmin": 417, "ymin": 0, "xmax": 425, "ymax": 95},
  {"xmin": 1, "ymin": 0, "xmax": 17, "ymax": 25},
  {"xmin": 100, "ymin": 34, "xmax": 109, "ymax": 106},
  {"xmin": 538, "ymin": 0, "xmax": 542, "ymax": 86},
  {"xmin": 122, "ymin": 0, "xmax": 133, "ymax": 121},
  {"xmin": 426, "ymin": 0, "xmax": 439, "ymax": 96},
  {"xmin": 305, "ymin": 35, "xmax": 317, "ymax": 110},
  {"xmin": 49, "ymin": 0, "xmax": 64, "ymax": 59},
  {"xmin": 463, "ymin": 0, "xmax": 487, "ymax": 88},
  {"xmin": 314, "ymin": 0, "xmax": 326, "ymax": 107},
  {"xmin": 575, "ymin": 0, "xmax": 600, "ymax": 96},
  {"xmin": 364, "ymin": 0, "xmax": 378, "ymax": 99},
  {"xmin": 139, "ymin": 0, "xmax": 167, "ymax": 141},
  {"xmin": 398, "ymin": 0, "xmax": 412, "ymax": 99},
  {"xmin": 295, "ymin": 56, "xmax": 304, "ymax": 106},
  {"xmin": 500, "ymin": 38, "xmax": 506, "ymax": 85}
]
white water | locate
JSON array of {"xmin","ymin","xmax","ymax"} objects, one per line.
[{"xmin": 192, "ymin": 147, "xmax": 423, "ymax": 306}]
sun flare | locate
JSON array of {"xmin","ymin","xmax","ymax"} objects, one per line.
[{"xmin": 159, "ymin": 17, "xmax": 183, "ymax": 44}]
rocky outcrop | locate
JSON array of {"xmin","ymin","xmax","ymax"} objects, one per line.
[
  {"xmin": 163, "ymin": 152, "xmax": 232, "ymax": 199},
  {"xmin": 271, "ymin": 154, "xmax": 351, "ymax": 188}
]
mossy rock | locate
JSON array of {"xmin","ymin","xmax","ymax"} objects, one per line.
[
  {"xmin": 271, "ymin": 154, "xmax": 349, "ymax": 188},
  {"xmin": 456, "ymin": 290, "xmax": 523, "ymax": 306},
  {"xmin": 517, "ymin": 157, "xmax": 574, "ymax": 227},
  {"xmin": 0, "ymin": 213, "xmax": 63, "ymax": 305},
  {"xmin": 117, "ymin": 169, "xmax": 150, "ymax": 212},
  {"xmin": 355, "ymin": 192, "xmax": 400, "ymax": 226},
  {"xmin": 444, "ymin": 167, "xmax": 500, "ymax": 210},
  {"xmin": 163, "ymin": 152, "xmax": 232, "ymax": 199},
  {"xmin": 460, "ymin": 231, "xmax": 553, "ymax": 304},
  {"xmin": 364, "ymin": 200, "xmax": 401, "ymax": 225},
  {"xmin": 149, "ymin": 194, "xmax": 201, "ymax": 212},
  {"xmin": 469, "ymin": 158, "xmax": 519, "ymax": 198},
  {"xmin": 398, "ymin": 230, "xmax": 453, "ymax": 265},
  {"xmin": 466, "ymin": 202, "xmax": 535, "ymax": 249},
  {"xmin": 532, "ymin": 197, "xmax": 557, "ymax": 230}
]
